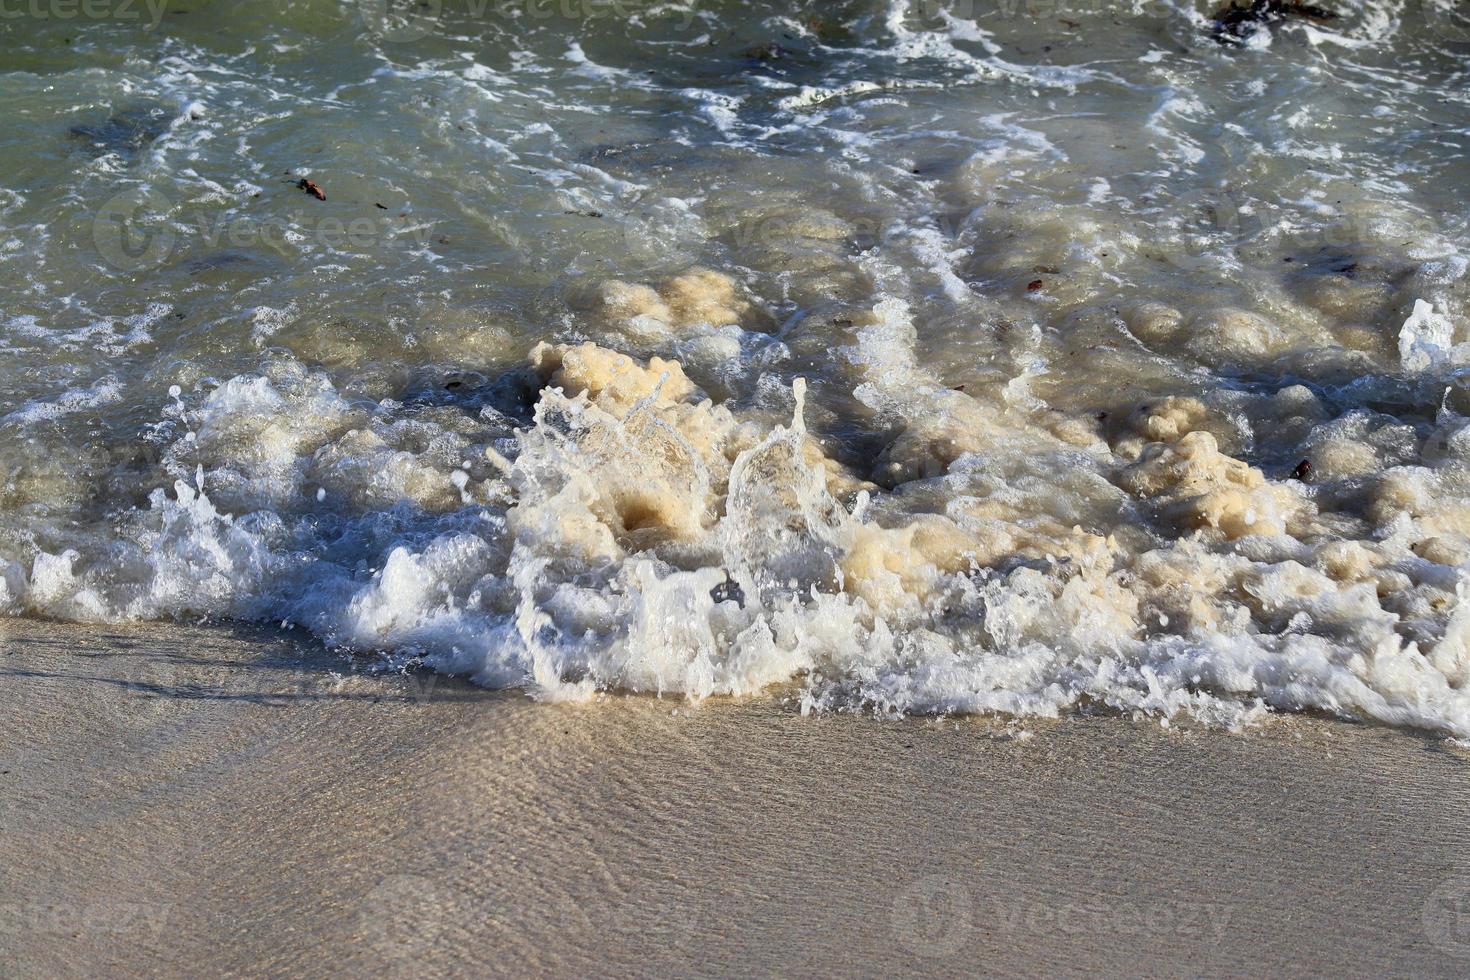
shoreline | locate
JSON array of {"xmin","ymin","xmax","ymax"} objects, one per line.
[{"xmin": 4, "ymin": 616, "xmax": 1470, "ymax": 976}]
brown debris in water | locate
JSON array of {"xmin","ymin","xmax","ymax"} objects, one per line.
[
  {"xmin": 1210, "ymin": 0, "xmax": 1338, "ymax": 42},
  {"xmin": 741, "ymin": 42, "xmax": 790, "ymax": 62}
]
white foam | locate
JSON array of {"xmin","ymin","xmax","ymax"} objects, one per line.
[
  {"xmin": 1399, "ymin": 299, "xmax": 1455, "ymax": 373},
  {"xmin": 6, "ymin": 0, "xmax": 1470, "ymax": 741}
]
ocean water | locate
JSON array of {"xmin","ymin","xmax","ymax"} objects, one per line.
[{"xmin": 2, "ymin": 0, "xmax": 1469, "ymax": 733}]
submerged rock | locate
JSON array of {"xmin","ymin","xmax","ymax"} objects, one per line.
[{"xmin": 68, "ymin": 103, "xmax": 173, "ymax": 159}]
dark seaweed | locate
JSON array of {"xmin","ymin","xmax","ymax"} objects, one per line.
[
  {"xmin": 1210, "ymin": 0, "xmax": 1338, "ymax": 44},
  {"xmin": 68, "ymin": 104, "xmax": 173, "ymax": 160}
]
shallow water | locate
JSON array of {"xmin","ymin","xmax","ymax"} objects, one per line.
[{"xmin": 2, "ymin": 0, "xmax": 1470, "ymax": 732}]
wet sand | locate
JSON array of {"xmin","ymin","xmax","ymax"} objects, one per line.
[{"xmin": 3, "ymin": 617, "xmax": 1470, "ymax": 978}]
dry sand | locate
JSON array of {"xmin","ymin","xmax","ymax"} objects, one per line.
[{"xmin": 3, "ymin": 616, "xmax": 1470, "ymax": 977}]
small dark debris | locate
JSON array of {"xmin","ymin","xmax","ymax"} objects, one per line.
[
  {"xmin": 1097, "ymin": 411, "xmax": 1109, "ymax": 421},
  {"xmin": 296, "ymin": 178, "xmax": 325, "ymax": 201},
  {"xmin": 1026, "ymin": 279, "xmax": 1045, "ymax": 292},
  {"xmin": 1291, "ymin": 458, "xmax": 1312, "ymax": 481},
  {"xmin": 375, "ymin": 202, "xmax": 388, "ymax": 210},
  {"xmin": 564, "ymin": 208, "xmax": 604, "ymax": 218},
  {"xmin": 1211, "ymin": 0, "xmax": 1338, "ymax": 43},
  {"xmin": 710, "ymin": 577, "xmax": 745, "ymax": 607}
]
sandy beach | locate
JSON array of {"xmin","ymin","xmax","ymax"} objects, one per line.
[
  {"xmin": 3, "ymin": 617, "xmax": 1469, "ymax": 977},
  {"xmin": 6, "ymin": 1, "xmax": 1470, "ymax": 975}
]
